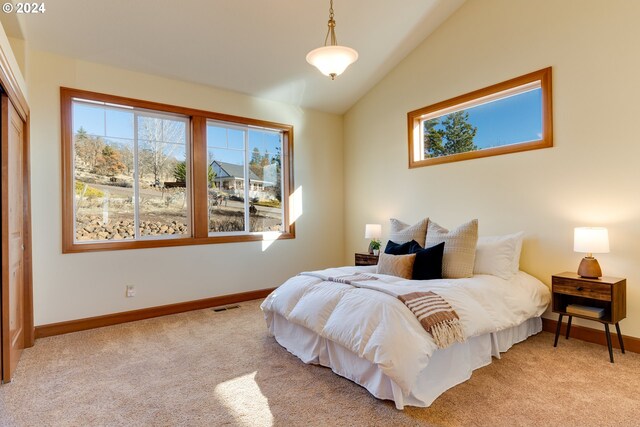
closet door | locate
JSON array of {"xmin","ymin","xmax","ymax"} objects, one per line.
[{"xmin": 1, "ymin": 93, "xmax": 26, "ymax": 383}]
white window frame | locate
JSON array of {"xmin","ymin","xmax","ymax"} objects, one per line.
[
  {"xmin": 71, "ymin": 98, "xmax": 191, "ymax": 244},
  {"xmin": 206, "ymin": 119, "xmax": 285, "ymax": 237}
]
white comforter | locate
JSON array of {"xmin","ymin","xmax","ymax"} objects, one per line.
[{"xmin": 261, "ymin": 267, "xmax": 550, "ymax": 395}]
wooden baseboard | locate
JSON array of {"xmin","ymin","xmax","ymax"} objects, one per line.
[
  {"xmin": 542, "ymin": 317, "xmax": 640, "ymax": 354},
  {"xmin": 34, "ymin": 288, "xmax": 275, "ymax": 339}
]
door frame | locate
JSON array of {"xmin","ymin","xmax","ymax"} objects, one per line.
[{"xmin": 0, "ymin": 40, "xmax": 33, "ymax": 384}]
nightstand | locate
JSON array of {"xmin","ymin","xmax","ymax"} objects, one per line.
[
  {"xmin": 355, "ymin": 252, "xmax": 379, "ymax": 266},
  {"xmin": 552, "ymin": 272, "xmax": 626, "ymax": 362}
]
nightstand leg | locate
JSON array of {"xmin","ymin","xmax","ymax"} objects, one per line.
[
  {"xmin": 565, "ymin": 316, "xmax": 572, "ymax": 340},
  {"xmin": 554, "ymin": 314, "xmax": 563, "ymax": 347},
  {"xmin": 615, "ymin": 322, "xmax": 625, "ymax": 354},
  {"xmin": 604, "ymin": 324, "xmax": 614, "ymax": 363}
]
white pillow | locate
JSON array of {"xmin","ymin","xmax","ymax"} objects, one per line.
[
  {"xmin": 473, "ymin": 232, "xmax": 524, "ymax": 280},
  {"xmin": 425, "ymin": 219, "xmax": 478, "ymax": 279},
  {"xmin": 388, "ymin": 217, "xmax": 429, "ymax": 247}
]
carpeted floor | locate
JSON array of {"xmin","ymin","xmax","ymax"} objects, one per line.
[{"xmin": 1, "ymin": 299, "xmax": 639, "ymax": 427}]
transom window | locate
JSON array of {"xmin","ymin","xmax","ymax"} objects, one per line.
[
  {"xmin": 408, "ymin": 67, "xmax": 553, "ymax": 168},
  {"xmin": 61, "ymin": 88, "xmax": 294, "ymax": 252}
]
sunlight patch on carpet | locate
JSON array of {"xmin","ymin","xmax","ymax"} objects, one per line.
[{"xmin": 214, "ymin": 371, "xmax": 274, "ymax": 426}]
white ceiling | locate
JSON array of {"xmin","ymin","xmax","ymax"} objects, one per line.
[{"xmin": 2, "ymin": 0, "xmax": 465, "ymax": 114}]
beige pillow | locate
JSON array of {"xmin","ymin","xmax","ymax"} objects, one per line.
[
  {"xmin": 389, "ymin": 217, "xmax": 429, "ymax": 247},
  {"xmin": 426, "ymin": 219, "xmax": 478, "ymax": 279},
  {"xmin": 376, "ymin": 253, "xmax": 416, "ymax": 279}
]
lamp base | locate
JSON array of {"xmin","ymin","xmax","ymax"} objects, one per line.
[
  {"xmin": 578, "ymin": 257, "xmax": 602, "ymax": 279},
  {"xmin": 368, "ymin": 241, "xmax": 374, "ymax": 255}
]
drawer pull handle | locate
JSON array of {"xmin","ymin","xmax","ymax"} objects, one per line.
[{"xmin": 576, "ymin": 286, "xmax": 584, "ymax": 291}]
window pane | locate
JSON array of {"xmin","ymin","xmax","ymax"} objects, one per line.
[
  {"xmin": 423, "ymin": 86, "xmax": 542, "ymax": 159},
  {"xmin": 248, "ymin": 129, "xmax": 283, "ymax": 232},
  {"xmin": 137, "ymin": 115, "xmax": 189, "ymax": 238},
  {"xmin": 472, "ymin": 88, "xmax": 542, "ymax": 148},
  {"xmin": 227, "ymin": 128, "xmax": 244, "ymax": 150},
  {"xmin": 72, "ymin": 99, "xmax": 190, "ymax": 242},
  {"xmin": 73, "ymin": 131, "xmax": 135, "ymax": 242},
  {"xmin": 73, "ymin": 100, "xmax": 135, "ymax": 241},
  {"xmin": 207, "ymin": 123, "xmax": 246, "ymax": 233},
  {"xmin": 206, "ymin": 125, "xmax": 244, "ymax": 150},
  {"xmin": 105, "ymin": 109, "xmax": 134, "ymax": 139},
  {"xmin": 72, "ymin": 102, "xmax": 106, "ymax": 136}
]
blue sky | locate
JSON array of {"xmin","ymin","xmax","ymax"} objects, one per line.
[
  {"xmin": 73, "ymin": 102, "xmax": 281, "ymax": 165},
  {"xmin": 207, "ymin": 124, "xmax": 281, "ymax": 166},
  {"xmin": 73, "ymin": 102, "xmax": 281, "ymax": 167},
  {"xmin": 429, "ymin": 88, "xmax": 542, "ymax": 149},
  {"xmin": 73, "ymin": 103, "xmax": 189, "ymax": 162},
  {"xmin": 73, "ymin": 102, "xmax": 134, "ymax": 140}
]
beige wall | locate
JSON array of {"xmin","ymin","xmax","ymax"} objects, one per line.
[
  {"xmin": 27, "ymin": 49, "xmax": 344, "ymax": 325},
  {"xmin": 0, "ymin": 22, "xmax": 27, "ymax": 99},
  {"xmin": 344, "ymin": 0, "xmax": 640, "ymax": 337},
  {"xmin": 7, "ymin": 36, "xmax": 26, "ymax": 78}
]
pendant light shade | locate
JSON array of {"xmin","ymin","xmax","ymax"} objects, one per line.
[
  {"xmin": 307, "ymin": 0, "xmax": 358, "ymax": 80},
  {"xmin": 306, "ymin": 46, "xmax": 358, "ymax": 79}
]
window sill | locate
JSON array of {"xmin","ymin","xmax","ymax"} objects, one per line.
[{"xmin": 62, "ymin": 231, "xmax": 295, "ymax": 253}]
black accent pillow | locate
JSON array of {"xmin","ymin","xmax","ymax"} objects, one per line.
[
  {"xmin": 384, "ymin": 239, "xmax": 422, "ymax": 255},
  {"xmin": 411, "ymin": 242, "xmax": 445, "ymax": 280}
]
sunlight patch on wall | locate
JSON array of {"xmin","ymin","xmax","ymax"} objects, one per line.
[
  {"xmin": 262, "ymin": 231, "xmax": 281, "ymax": 251},
  {"xmin": 257, "ymin": 78, "xmax": 307, "ymax": 114},
  {"xmin": 214, "ymin": 371, "xmax": 274, "ymax": 427},
  {"xmin": 289, "ymin": 186, "xmax": 303, "ymax": 225}
]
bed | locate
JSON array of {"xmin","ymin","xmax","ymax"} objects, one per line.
[{"xmin": 260, "ymin": 265, "xmax": 550, "ymax": 409}]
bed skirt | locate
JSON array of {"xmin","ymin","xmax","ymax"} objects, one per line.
[{"xmin": 267, "ymin": 313, "xmax": 542, "ymax": 409}]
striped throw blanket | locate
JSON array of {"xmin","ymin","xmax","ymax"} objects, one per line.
[
  {"xmin": 398, "ymin": 291, "xmax": 465, "ymax": 349},
  {"xmin": 300, "ymin": 272, "xmax": 379, "ymax": 285}
]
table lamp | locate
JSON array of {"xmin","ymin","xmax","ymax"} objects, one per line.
[
  {"xmin": 364, "ymin": 224, "xmax": 382, "ymax": 254},
  {"xmin": 574, "ymin": 227, "xmax": 609, "ymax": 278}
]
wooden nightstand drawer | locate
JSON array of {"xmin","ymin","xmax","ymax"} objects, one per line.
[
  {"xmin": 355, "ymin": 253, "xmax": 378, "ymax": 266},
  {"xmin": 552, "ymin": 277, "xmax": 611, "ymax": 301}
]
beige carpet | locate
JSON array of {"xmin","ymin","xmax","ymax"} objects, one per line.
[{"xmin": 1, "ymin": 299, "xmax": 639, "ymax": 427}]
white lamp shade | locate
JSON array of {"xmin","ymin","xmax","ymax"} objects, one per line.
[
  {"xmin": 306, "ymin": 45, "xmax": 358, "ymax": 78},
  {"xmin": 364, "ymin": 224, "xmax": 382, "ymax": 239},
  {"xmin": 574, "ymin": 227, "xmax": 609, "ymax": 254}
]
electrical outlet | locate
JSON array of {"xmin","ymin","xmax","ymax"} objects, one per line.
[{"xmin": 126, "ymin": 285, "xmax": 136, "ymax": 297}]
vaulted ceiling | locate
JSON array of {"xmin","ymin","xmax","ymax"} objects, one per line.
[{"xmin": 1, "ymin": 0, "xmax": 465, "ymax": 114}]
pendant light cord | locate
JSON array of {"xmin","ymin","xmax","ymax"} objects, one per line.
[{"xmin": 323, "ymin": 0, "xmax": 338, "ymax": 47}]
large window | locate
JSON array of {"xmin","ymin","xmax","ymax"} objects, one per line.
[
  {"xmin": 408, "ymin": 67, "xmax": 553, "ymax": 168},
  {"xmin": 61, "ymin": 88, "xmax": 294, "ymax": 252}
]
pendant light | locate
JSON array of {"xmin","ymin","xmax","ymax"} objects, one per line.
[{"xmin": 306, "ymin": 0, "xmax": 358, "ymax": 80}]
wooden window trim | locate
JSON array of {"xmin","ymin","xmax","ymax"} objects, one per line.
[
  {"xmin": 407, "ymin": 67, "xmax": 553, "ymax": 168},
  {"xmin": 61, "ymin": 87, "xmax": 295, "ymax": 253}
]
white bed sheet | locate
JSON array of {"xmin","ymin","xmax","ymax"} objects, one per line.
[{"xmin": 269, "ymin": 312, "xmax": 542, "ymax": 409}]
